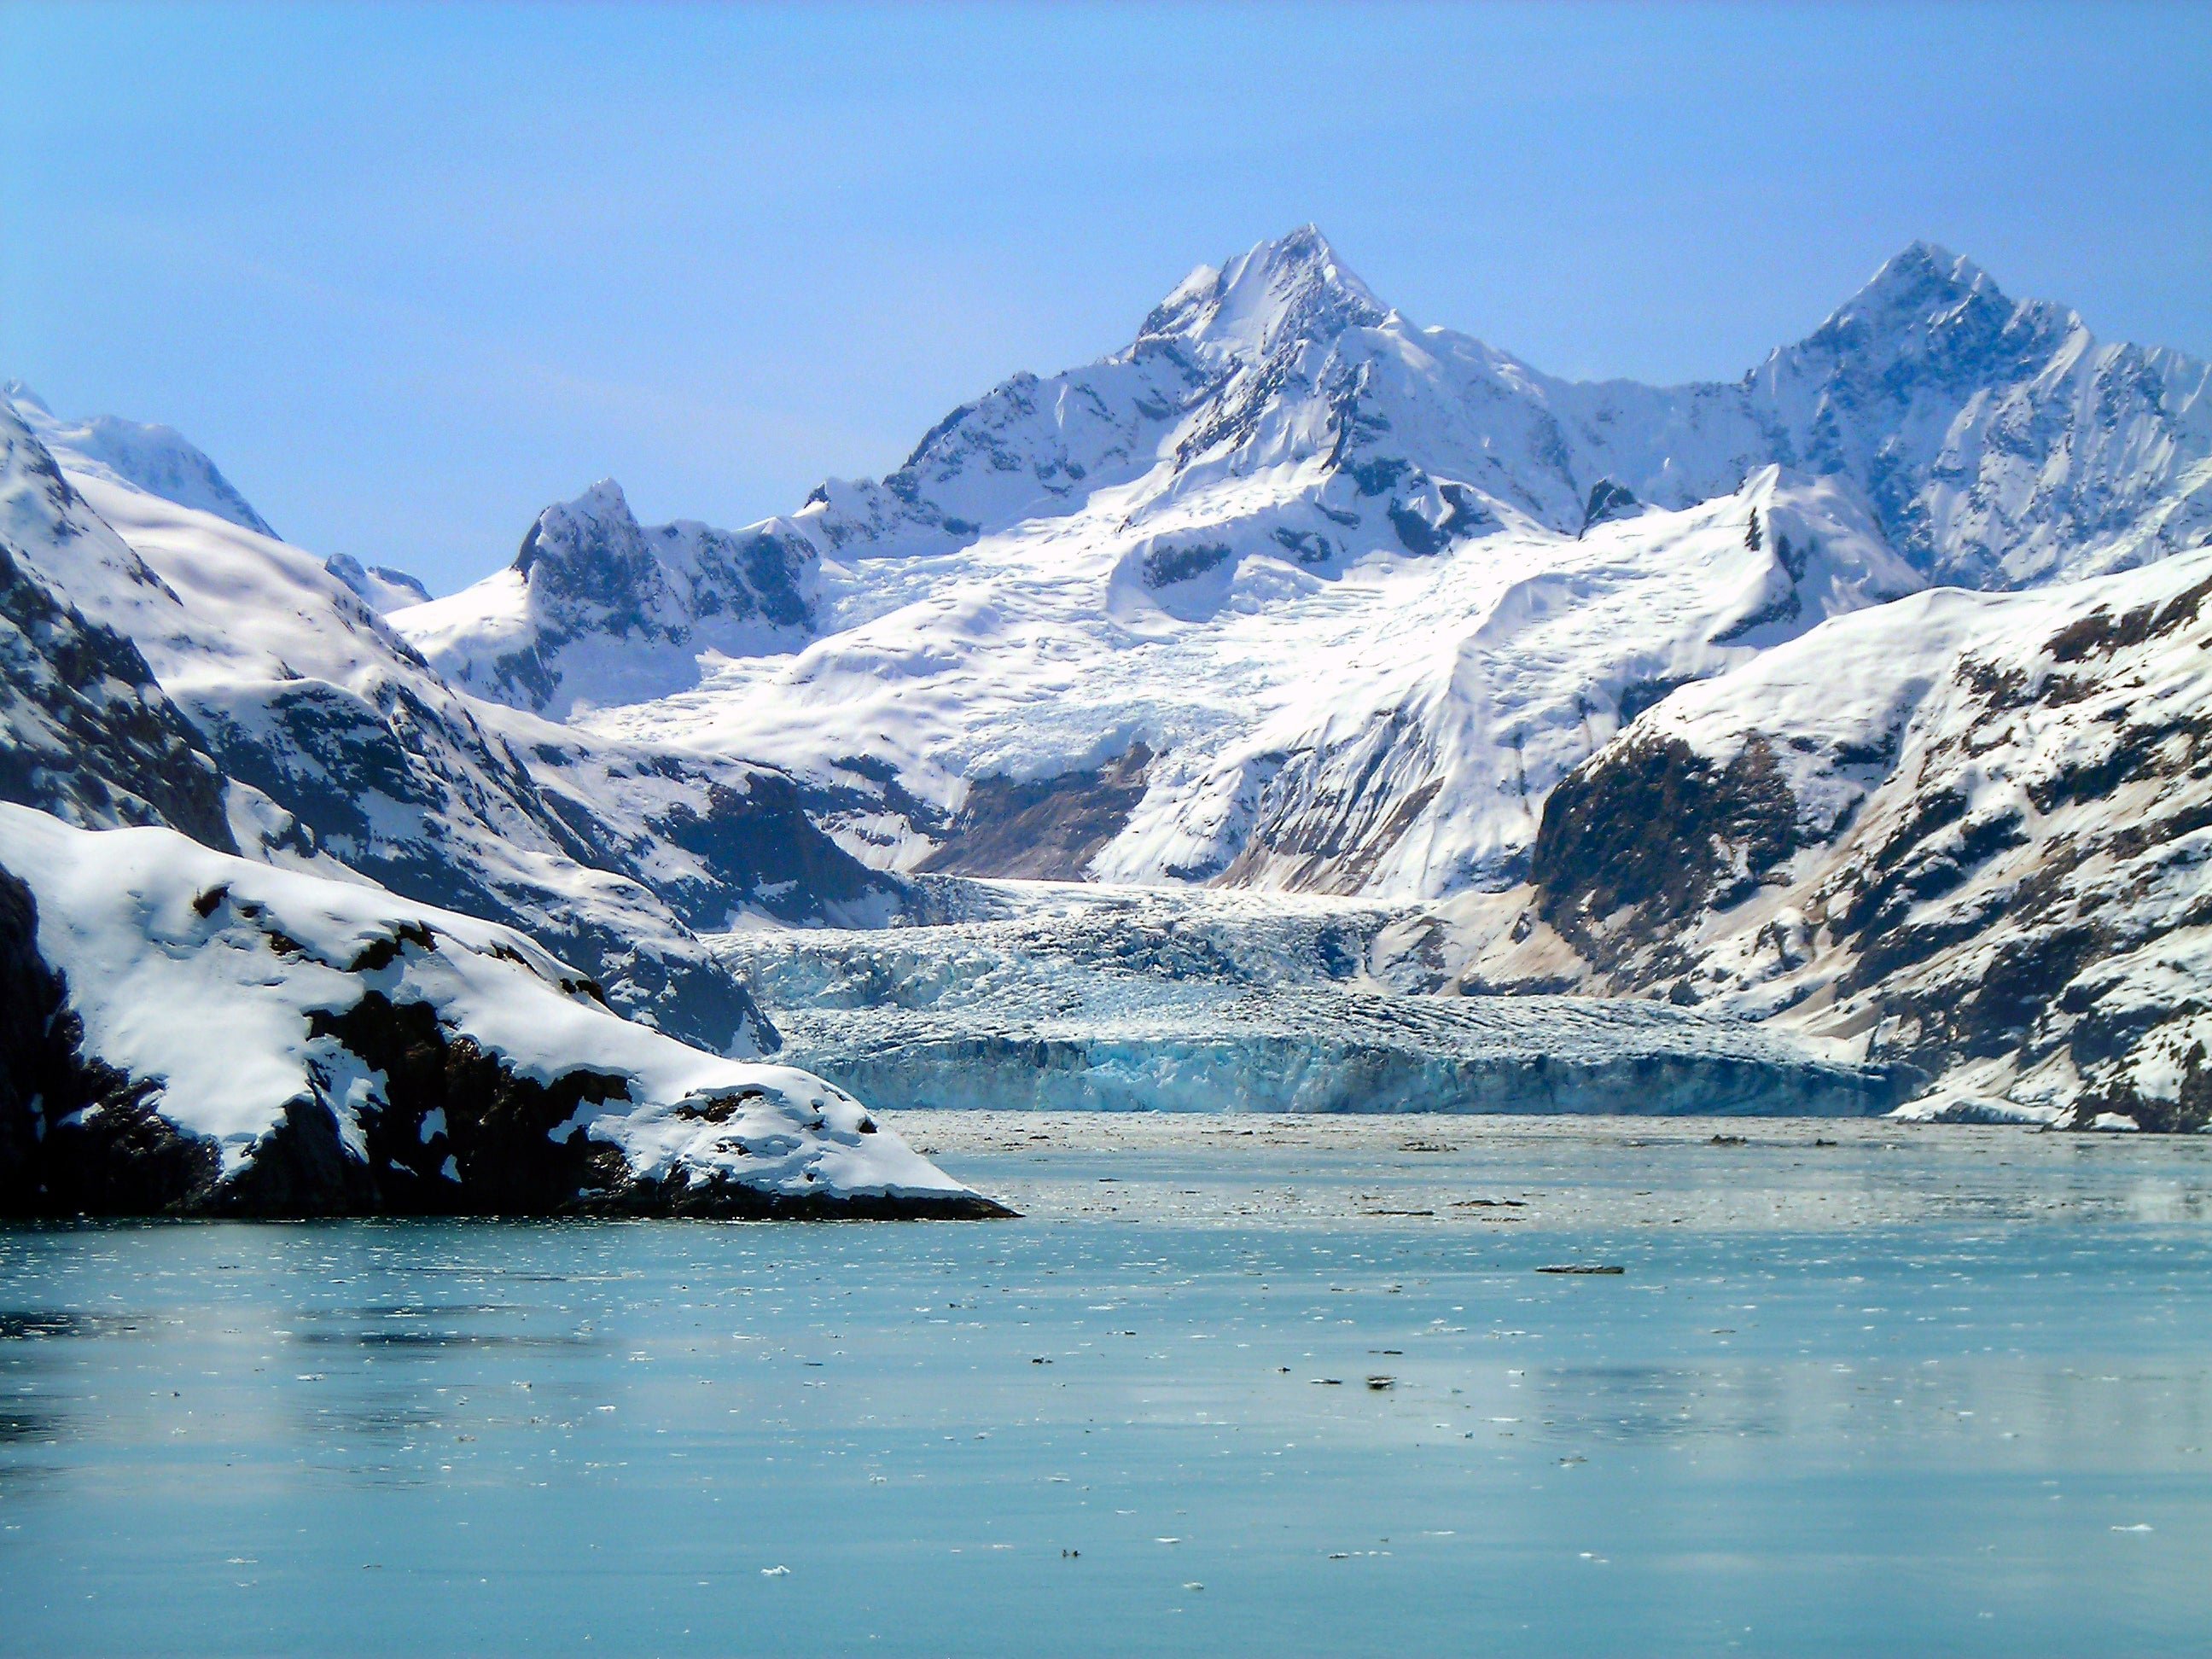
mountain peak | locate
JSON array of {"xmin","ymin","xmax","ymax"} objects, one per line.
[
  {"xmin": 0, "ymin": 381, "xmax": 276, "ymax": 538},
  {"xmin": 514, "ymin": 478, "xmax": 651, "ymax": 591},
  {"xmin": 1845, "ymin": 240, "xmax": 2003, "ymax": 319},
  {"xmin": 1139, "ymin": 224, "xmax": 1387, "ymax": 355},
  {"xmin": 1798, "ymin": 240, "xmax": 2086, "ymax": 364},
  {"xmin": 1775, "ymin": 240, "xmax": 2082, "ymax": 397}
]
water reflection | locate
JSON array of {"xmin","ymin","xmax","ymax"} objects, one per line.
[
  {"xmin": 0, "ymin": 1404, "xmax": 66, "ymax": 1444},
  {"xmin": 0, "ymin": 1130, "xmax": 2208, "ymax": 1657},
  {"xmin": 0, "ymin": 1309, "xmax": 145, "ymax": 1341}
]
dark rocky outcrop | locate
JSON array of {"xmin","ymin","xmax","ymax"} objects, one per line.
[
  {"xmin": 920, "ymin": 746, "xmax": 1154, "ymax": 880},
  {"xmin": 1534, "ymin": 734, "xmax": 1799, "ymax": 972},
  {"xmin": 0, "ymin": 536, "xmax": 235, "ymax": 850},
  {"xmin": 1579, "ymin": 479, "xmax": 1641, "ymax": 537},
  {"xmin": 0, "ymin": 868, "xmax": 220, "ymax": 1215}
]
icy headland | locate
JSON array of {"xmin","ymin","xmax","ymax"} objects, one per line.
[{"xmin": 0, "ymin": 806, "xmax": 1004, "ymax": 1217}]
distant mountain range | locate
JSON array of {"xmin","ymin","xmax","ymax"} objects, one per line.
[
  {"xmin": 3, "ymin": 228, "xmax": 2208, "ymax": 1178},
  {"xmin": 399, "ymin": 229, "xmax": 2209, "ymax": 899}
]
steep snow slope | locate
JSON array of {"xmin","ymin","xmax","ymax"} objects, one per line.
[
  {"xmin": 402, "ymin": 230, "xmax": 2204, "ymax": 900},
  {"xmin": 719, "ymin": 877, "xmax": 1907, "ymax": 1115},
  {"xmin": 1422, "ymin": 546, "xmax": 2212, "ymax": 1129},
  {"xmin": 4, "ymin": 380, "xmax": 277, "ymax": 538},
  {"xmin": 0, "ymin": 804, "xmax": 998, "ymax": 1217},
  {"xmin": 0, "ymin": 410, "xmax": 237, "ymax": 848}
]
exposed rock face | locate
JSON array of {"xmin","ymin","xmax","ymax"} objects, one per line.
[
  {"xmin": 0, "ymin": 806, "xmax": 1005, "ymax": 1219},
  {"xmin": 400, "ymin": 480, "xmax": 818, "ymax": 717},
  {"xmin": 0, "ymin": 405, "xmax": 238, "ymax": 847},
  {"xmin": 1487, "ymin": 547, "xmax": 2212, "ymax": 1129},
  {"xmin": 919, "ymin": 745, "xmax": 1153, "ymax": 880},
  {"xmin": 0, "ymin": 534, "xmax": 236, "ymax": 851},
  {"xmin": 1534, "ymin": 734, "xmax": 1799, "ymax": 974}
]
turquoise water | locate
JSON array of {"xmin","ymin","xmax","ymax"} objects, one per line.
[{"xmin": 2, "ymin": 1115, "xmax": 2209, "ymax": 1656}]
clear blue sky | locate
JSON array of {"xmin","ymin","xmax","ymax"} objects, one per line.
[{"xmin": 4, "ymin": 2, "xmax": 2207, "ymax": 593}]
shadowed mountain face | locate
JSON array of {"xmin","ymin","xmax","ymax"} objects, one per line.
[{"xmin": 0, "ymin": 409, "xmax": 236, "ymax": 851}]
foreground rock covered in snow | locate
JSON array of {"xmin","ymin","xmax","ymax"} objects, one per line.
[{"xmin": 0, "ymin": 806, "xmax": 1004, "ymax": 1218}]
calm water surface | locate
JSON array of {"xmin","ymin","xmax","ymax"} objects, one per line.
[{"xmin": 2, "ymin": 1115, "xmax": 2209, "ymax": 1657}]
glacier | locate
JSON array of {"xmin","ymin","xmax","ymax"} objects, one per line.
[{"xmin": 719, "ymin": 878, "xmax": 1907, "ymax": 1115}]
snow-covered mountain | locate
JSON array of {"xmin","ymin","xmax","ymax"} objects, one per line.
[
  {"xmin": 1402, "ymin": 544, "xmax": 2212, "ymax": 1130},
  {"xmin": 0, "ymin": 805, "xmax": 995, "ymax": 1216},
  {"xmin": 4, "ymin": 381, "xmax": 278, "ymax": 538},
  {"xmin": 9, "ymin": 226, "xmax": 2209, "ymax": 1141},
  {"xmin": 402, "ymin": 230, "xmax": 2209, "ymax": 902},
  {"xmin": 0, "ymin": 399, "xmax": 895, "ymax": 1054}
]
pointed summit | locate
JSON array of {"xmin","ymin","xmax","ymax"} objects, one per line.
[
  {"xmin": 1824, "ymin": 241, "xmax": 2005, "ymax": 334},
  {"xmin": 1766, "ymin": 241, "xmax": 2080, "ymax": 408},
  {"xmin": 1140, "ymin": 224, "xmax": 1388, "ymax": 356},
  {"xmin": 513, "ymin": 478, "xmax": 666, "ymax": 612}
]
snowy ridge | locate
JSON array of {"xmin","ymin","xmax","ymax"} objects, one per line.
[
  {"xmin": 399, "ymin": 479, "xmax": 817, "ymax": 718},
  {"xmin": 55, "ymin": 468, "xmax": 777, "ymax": 1051},
  {"xmin": 1743, "ymin": 243, "xmax": 2212, "ymax": 587},
  {"xmin": 0, "ymin": 804, "xmax": 998, "ymax": 1216},
  {"xmin": 4, "ymin": 381, "xmax": 276, "ymax": 538}
]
